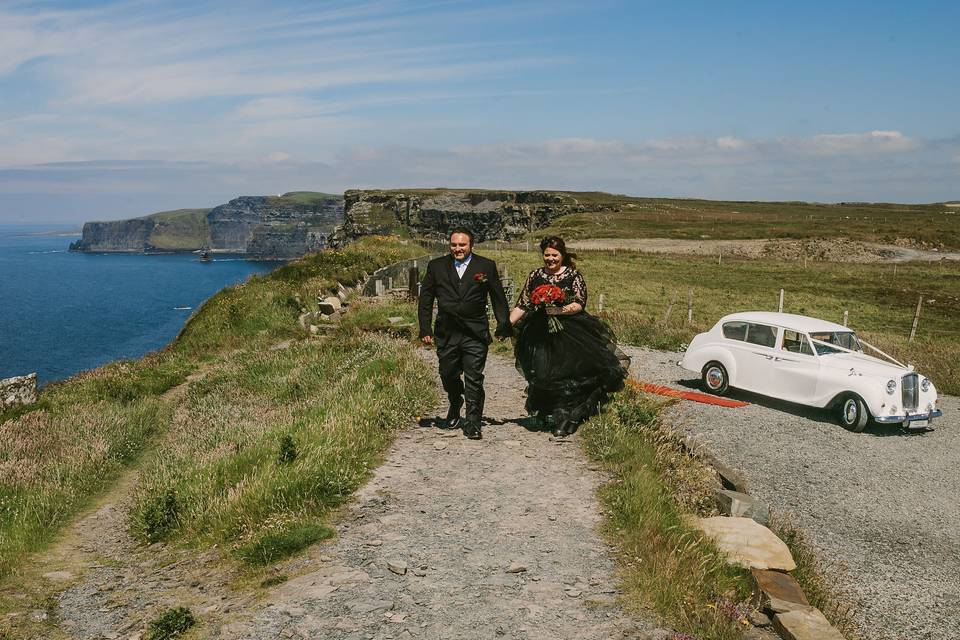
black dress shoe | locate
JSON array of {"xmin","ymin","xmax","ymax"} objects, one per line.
[
  {"xmin": 444, "ymin": 402, "xmax": 463, "ymax": 429},
  {"xmin": 462, "ymin": 420, "xmax": 482, "ymax": 440}
]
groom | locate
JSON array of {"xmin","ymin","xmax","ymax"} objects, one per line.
[{"xmin": 418, "ymin": 228, "xmax": 512, "ymax": 439}]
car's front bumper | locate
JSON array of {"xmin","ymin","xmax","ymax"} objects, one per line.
[{"xmin": 875, "ymin": 409, "xmax": 943, "ymax": 425}]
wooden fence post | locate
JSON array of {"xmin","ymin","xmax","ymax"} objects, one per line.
[
  {"xmin": 718, "ymin": 250, "xmax": 722, "ymax": 266},
  {"xmin": 843, "ymin": 310, "xmax": 848, "ymax": 326},
  {"xmin": 778, "ymin": 288, "xmax": 784, "ymax": 313},
  {"xmin": 909, "ymin": 296, "xmax": 923, "ymax": 342},
  {"xmin": 687, "ymin": 288, "xmax": 693, "ymax": 325},
  {"xmin": 598, "ymin": 293, "xmax": 605, "ymax": 314}
]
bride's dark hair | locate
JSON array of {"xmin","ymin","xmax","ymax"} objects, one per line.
[{"xmin": 540, "ymin": 236, "xmax": 576, "ymax": 268}]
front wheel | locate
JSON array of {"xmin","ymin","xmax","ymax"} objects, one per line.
[
  {"xmin": 837, "ymin": 394, "xmax": 869, "ymax": 432},
  {"xmin": 701, "ymin": 361, "xmax": 730, "ymax": 396}
]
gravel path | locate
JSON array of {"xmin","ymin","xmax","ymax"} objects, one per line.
[
  {"xmin": 624, "ymin": 346, "xmax": 960, "ymax": 640},
  {"xmin": 214, "ymin": 350, "xmax": 658, "ymax": 639}
]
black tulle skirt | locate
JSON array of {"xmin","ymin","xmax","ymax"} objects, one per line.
[{"xmin": 514, "ymin": 310, "xmax": 630, "ymax": 432}]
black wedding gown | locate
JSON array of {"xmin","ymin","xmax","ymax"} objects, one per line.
[{"xmin": 513, "ymin": 267, "xmax": 630, "ymax": 434}]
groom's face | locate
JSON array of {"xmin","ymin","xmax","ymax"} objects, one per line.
[{"xmin": 449, "ymin": 233, "xmax": 472, "ymax": 261}]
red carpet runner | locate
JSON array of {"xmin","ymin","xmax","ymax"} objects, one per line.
[{"xmin": 627, "ymin": 379, "xmax": 750, "ymax": 408}]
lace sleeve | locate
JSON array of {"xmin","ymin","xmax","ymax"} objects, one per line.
[
  {"xmin": 570, "ymin": 271, "xmax": 587, "ymax": 307},
  {"xmin": 517, "ymin": 270, "xmax": 536, "ymax": 310}
]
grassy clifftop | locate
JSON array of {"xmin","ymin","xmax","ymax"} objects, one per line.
[{"xmin": 0, "ymin": 238, "xmax": 434, "ymax": 579}]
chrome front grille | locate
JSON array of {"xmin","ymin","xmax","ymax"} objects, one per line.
[{"xmin": 902, "ymin": 373, "xmax": 919, "ymax": 411}]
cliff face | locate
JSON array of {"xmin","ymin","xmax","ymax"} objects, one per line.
[
  {"xmin": 330, "ymin": 190, "xmax": 588, "ymax": 246},
  {"xmin": 71, "ymin": 193, "xmax": 343, "ymax": 258},
  {"xmin": 71, "ymin": 217, "xmax": 159, "ymax": 252}
]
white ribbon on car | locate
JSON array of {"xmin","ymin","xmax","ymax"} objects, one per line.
[{"xmin": 807, "ymin": 336, "xmax": 910, "ymax": 370}]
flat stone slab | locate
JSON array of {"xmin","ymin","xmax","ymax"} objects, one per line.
[
  {"xmin": 714, "ymin": 489, "xmax": 769, "ymax": 525},
  {"xmin": 774, "ymin": 608, "xmax": 845, "ymax": 640},
  {"xmin": 694, "ymin": 517, "xmax": 796, "ymax": 571},
  {"xmin": 752, "ymin": 569, "xmax": 810, "ymax": 613}
]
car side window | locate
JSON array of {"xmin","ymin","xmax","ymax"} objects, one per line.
[
  {"xmin": 722, "ymin": 322, "xmax": 748, "ymax": 341},
  {"xmin": 782, "ymin": 330, "xmax": 814, "ymax": 355},
  {"xmin": 745, "ymin": 323, "xmax": 777, "ymax": 348}
]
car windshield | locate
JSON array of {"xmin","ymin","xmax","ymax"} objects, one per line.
[{"xmin": 809, "ymin": 331, "xmax": 862, "ymax": 355}]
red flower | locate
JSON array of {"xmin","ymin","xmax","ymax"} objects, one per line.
[
  {"xmin": 530, "ymin": 284, "xmax": 565, "ymax": 306},
  {"xmin": 474, "ymin": 272, "xmax": 488, "ymax": 283}
]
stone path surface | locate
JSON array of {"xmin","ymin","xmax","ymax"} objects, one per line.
[
  {"xmin": 625, "ymin": 346, "xmax": 960, "ymax": 640},
  {"xmin": 215, "ymin": 350, "xmax": 657, "ymax": 639}
]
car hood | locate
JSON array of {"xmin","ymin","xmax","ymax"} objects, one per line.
[{"xmin": 820, "ymin": 351, "xmax": 912, "ymax": 379}]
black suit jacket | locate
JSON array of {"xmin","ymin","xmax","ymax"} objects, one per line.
[{"xmin": 418, "ymin": 253, "xmax": 512, "ymax": 347}]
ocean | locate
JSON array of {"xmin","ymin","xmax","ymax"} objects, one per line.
[{"xmin": 0, "ymin": 225, "xmax": 280, "ymax": 386}]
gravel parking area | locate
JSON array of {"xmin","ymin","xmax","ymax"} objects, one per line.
[{"xmin": 624, "ymin": 346, "xmax": 960, "ymax": 640}]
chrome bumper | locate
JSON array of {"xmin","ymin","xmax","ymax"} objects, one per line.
[{"xmin": 875, "ymin": 409, "xmax": 943, "ymax": 424}]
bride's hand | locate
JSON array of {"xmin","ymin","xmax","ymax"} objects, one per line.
[{"xmin": 545, "ymin": 306, "xmax": 561, "ymax": 316}]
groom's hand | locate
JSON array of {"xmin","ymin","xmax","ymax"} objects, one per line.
[{"xmin": 421, "ymin": 335, "xmax": 434, "ymax": 346}]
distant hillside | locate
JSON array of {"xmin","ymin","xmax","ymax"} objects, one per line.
[
  {"xmin": 70, "ymin": 192, "xmax": 343, "ymax": 258},
  {"xmin": 331, "ymin": 189, "xmax": 960, "ymax": 250}
]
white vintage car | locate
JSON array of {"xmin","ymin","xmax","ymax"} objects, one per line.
[{"xmin": 679, "ymin": 311, "xmax": 943, "ymax": 431}]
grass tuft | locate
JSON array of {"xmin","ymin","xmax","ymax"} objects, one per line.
[
  {"xmin": 145, "ymin": 606, "xmax": 195, "ymax": 640},
  {"xmin": 235, "ymin": 520, "xmax": 334, "ymax": 566},
  {"xmin": 277, "ymin": 434, "xmax": 298, "ymax": 464}
]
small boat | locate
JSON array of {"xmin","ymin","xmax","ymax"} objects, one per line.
[{"xmin": 199, "ymin": 247, "xmax": 212, "ymax": 262}]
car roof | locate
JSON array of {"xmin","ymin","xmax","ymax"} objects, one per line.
[{"xmin": 716, "ymin": 311, "xmax": 851, "ymax": 334}]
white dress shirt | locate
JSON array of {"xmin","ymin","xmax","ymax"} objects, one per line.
[{"xmin": 453, "ymin": 253, "xmax": 472, "ymax": 279}]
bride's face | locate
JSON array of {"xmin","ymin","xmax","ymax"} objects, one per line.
[{"xmin": 542, "ymin": 247, "xmax": 563, "ymax": 270}]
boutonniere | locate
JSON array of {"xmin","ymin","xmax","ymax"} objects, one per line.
[{"xmin": 474, "ymin": 272, "xmax": 488, "ymax": 283}]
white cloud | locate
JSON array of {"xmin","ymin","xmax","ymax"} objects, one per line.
[{"xmin": 782, "ymin": 130, "xmax": 919, "ymax": 155}]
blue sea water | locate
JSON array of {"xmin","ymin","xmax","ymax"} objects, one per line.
[{"xmin": 0, "ymin": 225, "xmax": 280, "ymax": 386}]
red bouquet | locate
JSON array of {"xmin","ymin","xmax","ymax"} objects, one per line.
[{"xmin": 529, "ymin": 284, "xmax": 566, "ymax": 333}]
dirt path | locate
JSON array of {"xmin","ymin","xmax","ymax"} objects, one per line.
[
  {"xmin": 6, "ymin": 350, "xmax": 660, "ymax": 639},
  {"xmin": 212, "ymin": 350, "xmax": 658, "ymax": 639}
]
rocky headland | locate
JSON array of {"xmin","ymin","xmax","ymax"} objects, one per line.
[
  {"xmin": 329, "ymin": 189, "xmax": 632, "ymax": 245},
  {"xmin": 69, "ymin": 192, "xmax": 343, "ymax": 259}
]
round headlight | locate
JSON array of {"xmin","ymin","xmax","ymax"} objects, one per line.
[
  {"xmin": 886, "ymin": 379, "xmax": 897, "ymax": 394},
  {"xmin": 921, "ymin": 378, "xmax": 931, "ymax": 392}
]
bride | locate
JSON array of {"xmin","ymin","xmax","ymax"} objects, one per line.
[{"xmin": 509, "ymin": 236, "xmax": 630, "ymax": 437}]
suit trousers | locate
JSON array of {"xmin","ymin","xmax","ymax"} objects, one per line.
[{"xmin": 437, "ymin": 335, "xmax": 488, "ymax": 423}]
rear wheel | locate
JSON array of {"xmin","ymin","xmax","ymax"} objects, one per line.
[
  {"xmin": 837, "ymin": 394, "xmax": 869, "ymax": 432},
  {"xmin": 701, "ymin": 362, "xmax": 730, "ymax": 396}
]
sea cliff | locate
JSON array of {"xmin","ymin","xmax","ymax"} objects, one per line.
[
  {"xmin": 70, "ymin": 192, "xmax": 343, "ymax": 259},
  {"xmin": 329, "ymin": 189, "xmax": 634, "ymax": 245}
]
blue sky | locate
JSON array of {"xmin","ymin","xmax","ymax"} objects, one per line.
[{"xmin": 1, "ymin": 0, "xmax": 958, "ymax": 223}]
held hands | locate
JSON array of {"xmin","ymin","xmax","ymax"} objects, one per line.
[{"xmin": 421, "ymin": 335, "xmax": 434, "ymax": 346}]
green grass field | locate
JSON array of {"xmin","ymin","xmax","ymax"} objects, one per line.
[
  {"xmin": 487, "ymin": 246, "xmax": 960, "ymax": 395},
  {"xmin": 535, "ymin": 198, "xmax": 960, "ymax": 249}
]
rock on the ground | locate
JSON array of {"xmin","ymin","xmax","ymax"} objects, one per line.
[
  {"xmin": 752, "ymin": 569, "xmax": 810, "ymax": 614},
  {"xmin": 694, "ymin": 517, "xmax": 796, "ymax": 571},
  {"xmin": 714, "ymin": 489, "xmax": 770, "ymax": 525},
  {"xmin": 773, "ymin": 608, "xmax": 845, "ymax": 640},
  {"xmin": 386, "ymin": 560, "xmax": 408, "ymax": 575}
]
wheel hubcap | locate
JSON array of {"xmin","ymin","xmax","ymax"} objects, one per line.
[
  {"xmin": 844, "ymin": 399, "xmax": 857, "ymax": 423},
  {"xmin": 706, "ymin": 367, "xmax": 724, "ymax": 389}
]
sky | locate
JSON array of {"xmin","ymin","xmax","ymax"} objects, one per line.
[{"xmin": 1, "ymin": 0, "xmax": 958, "ymax": 224}]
